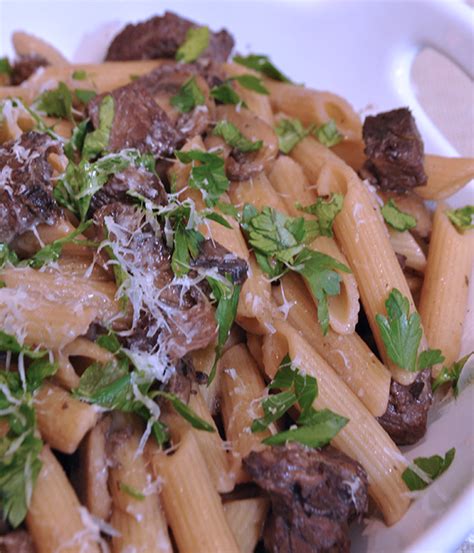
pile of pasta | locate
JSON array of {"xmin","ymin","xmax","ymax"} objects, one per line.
[{"xmin": 0, "ymin": 29, "xmax": 473, "ymax": 553}]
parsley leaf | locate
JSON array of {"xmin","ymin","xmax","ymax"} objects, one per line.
[
  {"xmin": 275, "ymin": 118, "xmax": 309, "ymax": 154},
  {"xmin": 376, "ymin": 288, "xmax": 444, "ymax": 372},
  {"xmin": 119, "ymin": 482, "xmax": 145, "ymax": 500},
  {"xmin": 35, "ymin": 82, "xmax": 73, "ymax": 121},
  {"xmin": 296, "ymin": 194, "xmax": 343, "ymax": 237},
  {"xmin": 382, "ymin": 199, "xmax": 417, "ymax": 232},
  {"xmin": 72, "ymin": 69, "xmax": 87, "ymax": 80},
  {"xmin": 170, "ymin": 77, "xmax": 205, "ymax": 113},
  {"xmin": 402, "ymin": 448, "xmax": 455, "ymax": 491},
  {"xmin": 64, "ymin": 118, "xmax": 89, "ymax": 159},
  {"xmin": 0, "ymin": 243, "xmax": 20, "ymax": 269},
  {"xmin": 0, "ymin": 331, "xmax": 48, "ymax": 359},
  {"xmin": 446, "ymin": 205, "xmax": 474, "ymax": 232},
  {"xmin": 82, "ymin": 94, "xmax": 114, "ymax": 160},
  {"xmin": 171, "ymin": 224, "xmax": 204, "ymax": 277},
  {"xmin": 313, "ymin": 120, "xmax": 343, "ymax": 147},
  {"xmin": 234, "ymin": 54, "xmax": 291, "ymax": 83},
  {"xmin": 75, "ymin": 88, "xmax": 97, "ymax": 105},
  {"xmin": 175, "ymin": 149, "xmax": 230, "ymax": 207},
  {"xmin": 176, "ymin": 26, "xmax": 210, "ymax": 63},
  {"xmin": 211, "ymin": 82, "xmax": 245, "ymax": 106},
  {"xmin": 432, "ymin": 352, "xmax": 473, "ymax": 397},
  {"xmin": 230, "ymin": 74, "xmax": 269, "ymax": 94},
  {"xmin": 213, "ymin": 120, "xmax": 263, "ymax": 152},
  {"xmin": 207, "ymin": 277, "xmax": 241, "ymax": 384},
  {"xmin": 154, "ymin": 391, "xmax": 214, "ymax": 432},
  {"xmin": 0, "ymin": 58, "xmax": 12, "ymax": 76},
  {"xmin": 251, "ymin": 355, "xmax": 348, "ymax": 447}
]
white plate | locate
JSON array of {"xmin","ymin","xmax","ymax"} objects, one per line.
[{"xmin": 1, "ymin": 1, "xmax": 473, "ymax": 551}]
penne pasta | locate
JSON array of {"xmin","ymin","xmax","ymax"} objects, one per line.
[
  {"xmin": 416, "ymin": 154, "xmax": 474, "ymax": 200},
  {"xmin": 388, "ymin": 228, "xmax": 427, "ymax": 273},
  {"xmin": 224, "ymin": 497, "xmax": 269, "ymax": 553}
]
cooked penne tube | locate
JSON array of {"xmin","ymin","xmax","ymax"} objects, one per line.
[
  {"xmin": 273, "ymin": 272, "xmax": 391, "ymax": 416},
  {"xmin": 317, "ymin": 161, "xmax": 427, "ymax": 385},
  {"xmin": 262, "ymin": 320, "xmax": 410, "ymax": 526},
  {"xmin": 388, "ymin": 228, "xmax": 427, "ymax": 273},
  {"xmin": 152, "ymin": 431, "xmax": 240, "ymax": 553},
  {"xmin": 108, "ymin": 419, "xmax": 172, "ymax": 553},
  {"xmin": 415, "ymin": 155, "xmax": 474, "ymax": 200},
  {"xmin": 268, "ymin": 155, "xmax": 360, "ymax": 334},
  {"xmin": 26, "ymin": 447, "xmax": 101, "ymax": 553},
  {"xmin": 419, "ymin": 204, "xmax": 474, "ymax": 370},
  {"xmin": 224, "ymin": 497, "xmax": 269, "ymax": 553},
  {"xmin": 35, "ymin": 383, "xmax": 99, "ymax": 454},
  {"xmin": 265, "ymin": 80, "xmax": 362, "ymax": 141},
  {"xmin": 220, "ymin": 344, "xmax": 271, "ymax": 482}
]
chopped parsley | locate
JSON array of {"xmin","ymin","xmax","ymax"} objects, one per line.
[
  {"xmin": 402, "ymin": 448, "xmax": 455, "ymax": 491},
  {"xmin": 0, "ymin": 353, "xmax": 57, "ymax": 527},
  {"xmin": 241, "ymin": 205, "xmax": 350, "ymax": 333},
  {"xmin": 381, "ymin": 199, "xmax": 417, "ymax": 232},
  {"xmin": 75, "ymin": 88, "xmax": 97, "ymax": 105},
  {"xmin": 170, "ymin": 77, "xmax": 205, "ymax": 113},
  {"xmin": 210, "ymin": 82, "xmax": 245, "ymax": 106},
  {"xmin": 174, "ymin": 149, "xmax": 229, "ymax": 207},
  {"xmin": 275, "ymin": 117, "xmax": 343, "ymax": 154},
  {"xmin": 119, "ymin": 482, "xmax": 145, "ymax": 501},
  {"xmin": 375, "ymin": 289, "xmax": 445, "ymax": 372},
  {"xmin": 64, "ymin": 118, "xmax": 89, "ymax": 159},
  {"xmin": 35, "ymin": 81, "xmax": 74, "ymax": 121},
  {"xmin": 176, "ymin": 26, "xmax": 210, "ymax": 63},
  {"xmin": 72, "ymin": 69, "xmax": 87, "ymax": 80},
  {"xmin": 314, "ymin": 120, "xmax": 343, "ymax": 148},
  {"xmin": 432, "ymin": 352, "xmax": 473, "ymax": 397},
  {"xmin": 82, "ymin": 94, "xmax": 114, "ymax": 160},
  {"xmin": 234, "ymin": 53, "xmax": 291, "ymax": 83},
  {"xmin": 230, "ymin": 74, "xmax": 269, "ymax": 94},
  {"xmin": 0, "ymin": 243, "xmax": 20, "ymax": 269},
  {"xmin": 0, "ymin": 330, "xmax": 48, "ymax": 359},
  {"xmin": 252, "ymin": 355, "xmax": 348, "ymax": 447},
  {"xmin": 213, "ymin": 120, "xmax": 263, "ymax": 152},
  {"xmin": 446, "ymin": 205, "xmax": 474, "ymax": 232},
  {"xmin": 296, "ymin": 194, "xmax": 344, "ymax": 237},
  {"xmin": 0, "ymin": 57, "xmax": 12, "ymax": 76}
]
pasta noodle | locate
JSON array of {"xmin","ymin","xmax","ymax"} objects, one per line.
[{"xmin": 416, "ymin": 155, "xmax": 474, "ymax": 200}]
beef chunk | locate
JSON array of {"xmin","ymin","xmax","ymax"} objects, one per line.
[
  {"xmin": 244, "ymin": 444, "xmax": 368, "ymax": 553},
  {"xmin": 89, "ymin": 165, "xmax": 167, "ymax": 215},
  {"xmin": 192, "ymin": 239, "xmax": 248, "ymax": 285},
  {"xmin": 88, "ymin": 83, "xmax": 183, "ymax": 158},
  {"xmin": 105, "ymin": 11, "xmax": 234, "ymax": 63},
  {"xmin": 10, "ymin": 54, "xmax": 48, "ymax": 85},
  {"xmin": 94, "ymin": 202, "xmax": 217, "ymax": 360},
  {"xmin": 0, "ymin": 530, "xmax": 36, "ymax": 553},
  {"xmin": 378, "ymin": 369, "xmax": 432, "ymax": 445},
  {"xmin": 361, "ymin": 108, "xmax": 427, "ymax": 193},
  {"xmin": 0, "ymin": 131, "xmax": 61, "ymax": 244}
]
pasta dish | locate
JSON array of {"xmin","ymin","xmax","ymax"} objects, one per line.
[{"xmin": 0, "ymin": 11, "xmax": 473, "ymax": 553}]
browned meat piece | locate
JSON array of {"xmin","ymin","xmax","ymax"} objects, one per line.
[
  {"xmin": 88, "ymin": 83, "xmax": 183, "ymax": 158},
  {"xmin": 89, "ymin": 165, "xmax": 167, "ymax": 215},
  {"xmin": 105, "ymin": 11, "xmax": 234, "ymax": 63},
  {"xmin": 94, "ymin": 202, "xmax": 217, "ymax": 360},
  {"xmin": 192, "ymin": 239, "xmax": 248, "ymax": 285},
  {"xmin": 0, "ymin": 530, "xmax": 36, "ymax": 553},
  {"xmin": 0, "ymin": 131, "xmax": 61, "ymax": 244},
  {"xmin": 244, "ymin": 444, "xmax": 368, "ymax": 553},
  {"xmin": 10, "ymin": 54, "xmax": 48, "ymax": 85},
  {"xmin": 361, "ymin": 108, "xmax": 427, "ymax": 193},
  {"xmin": 378, "ymin": 369, "xmax": 432, "ymax": 445}
]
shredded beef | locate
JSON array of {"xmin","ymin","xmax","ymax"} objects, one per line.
[
  {"xmin": 378, "ymin": 369, "xmax": 432, "ymax": 445},
  {"xmin": 0, "ymin": 131, "xmax": 61, "ymax": 244},
  {"xmin": 89, "ymin": 165, "xmax": 167, "ymax": 215},
  {"xmin": 192, "ymin": 239, "xmax": 248, "ymax": 285},
  {"xmin": 361, "ymin": 108, "xmax": 427, "ymax": 193},
  {"xmin": 87, "ymin": 83, "xmax": 183, "ymax": 158},
  {"xmin": 94, "ymin": 202, "xmax": 217, "ymax": 359},
  {"xmin": 244, "ymin": 444, "xmax": 368, "ymax": 553},
  {"xmin": 105, "ymin": 11, "xmax": 234, "ymax": 63},
  {"xmin": 10, "ymin": 55, "xmax": 48, "ymax": 85},
  {"xmin": 0, "ymin": 530, "xmax": 36, "ymax": 553}
]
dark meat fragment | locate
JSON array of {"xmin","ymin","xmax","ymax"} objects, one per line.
[
  {"xmin": 361, "ymin": 108, "xmax": 427, "ymax": 193},
  {"xmin": 0, "ymin": 131, "xmax": 61, "ymax": 244},
  {"xmin": 378, "ymin": 369, "xmax": 432, "ymax": 445},
  {"xmin": 87, "ymin": 83, "xmax": 183, "ymax": 158},
  {"xmin": 10, "ymin": 54, "xmax": 48, "ymax": 85},
  {"xmin": 0, "ymin": 530, "xmax": 36, "ymax": 553},
  {"xmin": 105, "ymin": 11, "xmax": 234, "ymax": 63},
  {"xmin": 244, "ymin": 444, "xmax": 368, "ymax": 553},
  {"xmin": 94, "ymin": 202, "xmax": 217, "ymax": 360},
  {"xmin": 192, "ymin": 239, "xmax": 248, "ymax": 285},
  {"xmin": 89, "ymin": 165, "xmax": 167, "ymax": 215}
]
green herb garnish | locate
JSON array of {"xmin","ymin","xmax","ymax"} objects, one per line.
[
  {"xmin": 234, "ymin": 54, "xmax": 291, "ymax": 83},
  {"xmin": 402, "ymin": 448, "xmax": 455, "ymax": 491},
  {"xmin": 213, "ymin": 120, "xmax": 263, "ymax": 152},
  {"xmin": 432, "ymin": 352, "xmax": 473, "ymax": 397},
  {"xmin": 170, "ymin": 77, "xmax": 205, "ymax": 113},
  {"xmin": 382, "ymin": 199, "xmax": 417, "ymax": 232},
  {"xmin": 296, "ymin": 194, "xmax": 343, "ymax": 237},
  {"xmin": 176, "ymin": 26, "xmax": 210, "ymax": 63},
  {"xmin": 446, "ymin": 205, "xmax": 474, "ymax": 232}
]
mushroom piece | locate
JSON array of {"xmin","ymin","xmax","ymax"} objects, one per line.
[{"xmin": 207, "ymin": 104, "xmax": 278, "ymax": 181}]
